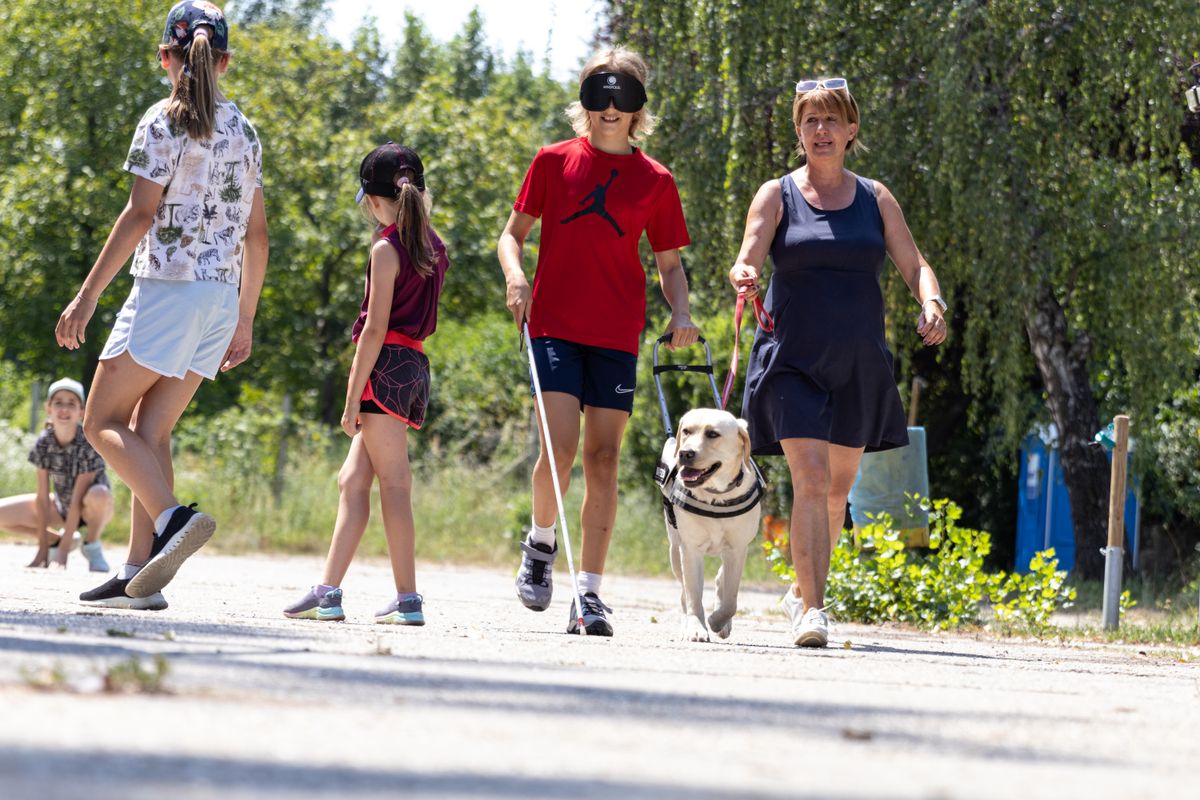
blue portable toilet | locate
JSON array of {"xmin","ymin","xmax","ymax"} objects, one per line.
[{"xmin": 1015, "ymin": 425, "xmax": 1139, "ymax": 574}]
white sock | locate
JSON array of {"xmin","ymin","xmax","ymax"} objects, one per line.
[
  {"xmin": 314, "ymin": 584, "xmax": 338, "ymax": 598},
  {"xmin": 578, "ymin": 571, "xmax": 602, "ymax": 595},
  {"xmin": 528, "ymin": 518, "xmax": 556, "ymax": 548},
  {"xmin": 118, "ymin": 563, "xmax": 143, "ymax": 580},
  {"xmin": 154, "ymin": 505, "xmax": 182, "ymax": 536}
]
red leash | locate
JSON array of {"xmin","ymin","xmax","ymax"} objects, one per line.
[{"xmin": 720, "ymin": 290, "xmax": 775, "ymax": 410}]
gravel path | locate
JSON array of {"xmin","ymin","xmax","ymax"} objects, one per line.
[{"xmin": 0, "ymin": 542, "xmax": 1195, "ymax": 799}]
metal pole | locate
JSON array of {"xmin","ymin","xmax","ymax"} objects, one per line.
[
  {"xmin": 30, "ymin": 379, "xmax": 43, "ymax": 433},
  {"xmin": 272, "ymin": 392, "xmax": 292, "ymax": 505},
  {"xmin": 1043, "ymin": 449, "xmax": 1055, "ymax": 552},
  {"xmin": 1101, "ymin": 415, "xmax": 1130, "ymax": 630}
]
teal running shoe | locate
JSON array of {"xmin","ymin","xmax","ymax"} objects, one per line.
[
  {"xmin": 374, "ymin": 594, "xmax": 424, "ymax": 626},
  {"xmin": 283, "ymin": 586, "xmax": 345, "ymax": 621}
]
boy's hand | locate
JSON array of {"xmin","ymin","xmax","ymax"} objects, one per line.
[
  {"xmin": 505, "ymin": 278, "xmax": 531, "ymax": 328},
  {"xmin": 26, "ymin": 550, "xmax": 49, "ymax": 569},
  {"xmin": 664, "ymin": 313, "xmax": 701, "ymax": 351}
]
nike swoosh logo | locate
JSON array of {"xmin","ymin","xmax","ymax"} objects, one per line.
[{"xmin": 614, "ymin": 385, "xmax": 634, "ymax": 394}]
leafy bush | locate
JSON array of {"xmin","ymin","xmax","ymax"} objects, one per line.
[
  {"xmin": 763, "ymin": 496, "xmax": 1077, "ymax": 631},
  {"xmin": 0, "ymin": 420, "xmax": 37, "ymax": 499}
]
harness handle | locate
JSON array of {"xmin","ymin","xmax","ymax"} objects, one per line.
[
  {"xmin": 720, "ymin": 290, "xmax": 775, "ymax": 410},
  {"xmin": 652, "ymin": 334, "xmax": 721, "ymax": 438}
]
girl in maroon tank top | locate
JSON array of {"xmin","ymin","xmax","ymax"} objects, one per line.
[{"xmin": 283, "ymin": 143, "xmax": 450, "ymax": 627}]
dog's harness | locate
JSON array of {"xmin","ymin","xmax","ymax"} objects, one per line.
[{"xmin": 655, "ymin": 459, "xmax": 766, "ymax": 529}]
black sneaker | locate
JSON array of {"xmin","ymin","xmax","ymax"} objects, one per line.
[
  {"xmin": 80, "ymin": 575, "xmax": 168, "ymax": 611},
  {"xmin": 566, "ymin": 591, "xmax": 614, "ymax": 637},
  {"xmin": 516, "ymin": 538, "xmax": 556, "ymax": 611},
  {"xmin": 126, "ymin": 504, "xmax": 216, "ymax": 598}
]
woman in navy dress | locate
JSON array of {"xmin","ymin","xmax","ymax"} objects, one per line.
[{"xmin": 729, "ymin": 79, "xmax": 948, "ymax": 648}]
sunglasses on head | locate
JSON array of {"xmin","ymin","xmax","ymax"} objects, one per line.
[
  {"xmin": 795, "ymin": 78, "xmax": 848, "ymax": 93},
  {"xmin": 579, "ymin": 71, "xmax": 648, "ymax": 113}
]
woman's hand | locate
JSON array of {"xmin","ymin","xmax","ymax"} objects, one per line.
[
  {"xmin": 915, "ymin": 302, "xmax": 947, "ymax": 346},
  {"xmin": 729, "ymin": 264, "xmax": 760, "ymax": 300},
  {"xmin": 505, "ymin": 276, "xmax": 531, "ymax": 329},
  {"xmin": 341, "ymin": 400, "xmax": 362, "ymax": 438},
  {"xmin": 664, "ymin": 312, "xmax": 701, "ymax": 351},
  {"xmin": 55, "ymin": 293, "xmax": 98, "ymax": 349}
]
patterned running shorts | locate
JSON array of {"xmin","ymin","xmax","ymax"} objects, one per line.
[{"xmin": 360, "ymin": 344, "xmax": 430, "ymax": 429}]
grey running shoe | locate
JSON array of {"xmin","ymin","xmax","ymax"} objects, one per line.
[
  {"xmin": 127, "ymin": 504, "xmax": 216, "ymax": 597},
  {"xmin": 516, "ymin": 538, "xmax": 556, "ymax": 611},
  {"xmin": 283, "ymin": 586, "xmax": 345, "ymax": 621},
  {"xmin": 566, "ymin": 591, "xmax": 613, "ymax": 637},
  {"xmin": 782, "ymin": 589, "xmax": 828, "ymax": 648},
  {"xmin": 374, "ymin": 594, "xmax": 424, "ymax": 626},
  {"xmin": 79, "ymin": 575, "xmax": 168, "ymax": 611},
  {"xmin": 81, "ymin": 541, "xmax": 110, "ymax": 573}
]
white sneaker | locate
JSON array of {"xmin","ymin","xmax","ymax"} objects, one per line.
[
  {"xmin": 781, "ymin": 590, "xmax": 829, "ymax": 648},
  {"xmin": 81, "ymin": 541, "xmax": 110, "ymax": 573}
]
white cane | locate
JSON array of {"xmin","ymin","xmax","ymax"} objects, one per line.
[{"xmin": 524, "ymin": 323, "xmax": 588, "ymax": 635}]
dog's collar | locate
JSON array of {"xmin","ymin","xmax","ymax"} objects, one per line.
[
  {"xmin": 658, "ymin": 462, "xmax": 766, "ymax": 521},
  {"xmin": 708, "ymin": 466, "xmax": 746, "ymax": 495}
]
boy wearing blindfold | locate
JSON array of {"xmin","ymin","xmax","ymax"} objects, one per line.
[{"xmin": 498, "ymin": 47, "xmax": 700, "ymax": 637}]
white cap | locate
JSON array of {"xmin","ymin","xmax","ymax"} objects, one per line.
[{"xmin": 46, "ymin": 377, "xmax": 86, "ymax": 405}]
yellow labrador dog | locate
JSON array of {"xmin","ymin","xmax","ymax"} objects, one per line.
[{"xmin": 657, "ymin": 408, "xmax": 763, "ymax": 642}]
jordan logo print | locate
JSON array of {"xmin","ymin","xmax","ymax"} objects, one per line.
[{"xmin": 560, "ymin": 169, "xmax": 625, "ymax": 237}]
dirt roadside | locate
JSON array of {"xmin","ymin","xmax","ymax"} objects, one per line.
[{"xmin": 0, "ymin": 543, "xmax": 1195, "ymax": 799}]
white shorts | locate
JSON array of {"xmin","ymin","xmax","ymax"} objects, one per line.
[{"xmin": 101, "ymin": 277, "xmax": 239, "ymax": 380}]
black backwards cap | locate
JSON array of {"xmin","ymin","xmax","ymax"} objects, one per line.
[{"xmin": 356, "ymin": 142, "xmax": 426, "ymax": 203}]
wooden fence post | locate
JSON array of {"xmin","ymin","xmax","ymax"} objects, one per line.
[{"xmin": 1101, "ymin": 414, "xmax": 1130, "ymax": 630}]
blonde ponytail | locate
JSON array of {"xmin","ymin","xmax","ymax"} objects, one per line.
[
  {"xmin": 163, "ymin": 32, "xmax": 223, "ymax": 140},
  {"xmin": 394, "ymin": 181, "xmax": 436, "ymax": 278}
]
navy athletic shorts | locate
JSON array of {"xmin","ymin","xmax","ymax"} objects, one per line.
[{"xmin": 528, "ymin": 337, "xmax": 637, "ymax": 414}]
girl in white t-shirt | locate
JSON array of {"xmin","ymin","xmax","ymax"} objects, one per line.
[{"xmin": 55, "ymin": 1, "xmax": 268, "ymax": 611}]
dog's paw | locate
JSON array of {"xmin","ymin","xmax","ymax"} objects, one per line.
[
  {"xmin": 681, "ymin": 615, "xmax": 710, "ymax": 642},
  {"xmin": 708, "ymin": 612, "xmax": 733, "ymax": 639}
]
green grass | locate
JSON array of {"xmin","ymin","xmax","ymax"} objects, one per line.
[{"xmin": 0, "ymin": 421, "xmax": 774, "ymax": 584}]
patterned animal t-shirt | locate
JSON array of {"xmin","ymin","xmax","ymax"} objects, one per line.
[{"xmin": 124, "ymin": 98, "xmax": 263, "ymax": 284}]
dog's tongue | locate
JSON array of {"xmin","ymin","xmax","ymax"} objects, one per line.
[{"xmin": 679, "ymin": 467, "xmax": 704, "ymax": 481}]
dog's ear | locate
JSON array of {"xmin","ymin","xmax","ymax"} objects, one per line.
[{"xmin": 736, "ymin": 418, "xmax": 753, "ymax": 470}]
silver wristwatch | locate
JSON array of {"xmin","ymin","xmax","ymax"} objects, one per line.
[{"xmin": 923, "ymin": 294, "xmax": 947, "ymax": 313}]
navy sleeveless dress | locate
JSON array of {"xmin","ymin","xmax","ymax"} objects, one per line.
[{"xmin": 741, "ymin": 173, "xmax": 908, "ymax": 456}]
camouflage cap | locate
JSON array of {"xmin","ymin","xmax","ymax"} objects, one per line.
[{"xmin": 162, "ymin": 1, "xmax": 229, "ymax": 52}]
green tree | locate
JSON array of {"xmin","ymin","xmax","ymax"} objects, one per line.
[
  {"xmin": 226, "ymin": 0, "xmax": 328, "ymax": 27},
  {"xmin": 608, "ymin": 0, "xmax": 1200, "ymax": 578},
  {"xmin": 222, "ymin": 17, "xmax": 383, "ymax": 420},
  {"xmin": 0, "ymin": 2, "xmax": 164, "ymax": 386},
  {"xmin": 394, "ymin": 12, "xmax": 439, "ymax": 105},
  {"xmin": 448, "ymin": 7, "xmax": 495, "ymax": 100}
]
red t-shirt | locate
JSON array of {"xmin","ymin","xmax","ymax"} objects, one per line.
[{"xmin": 513, "ymin": 137, "xmax": 690, "ymax": 354}]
